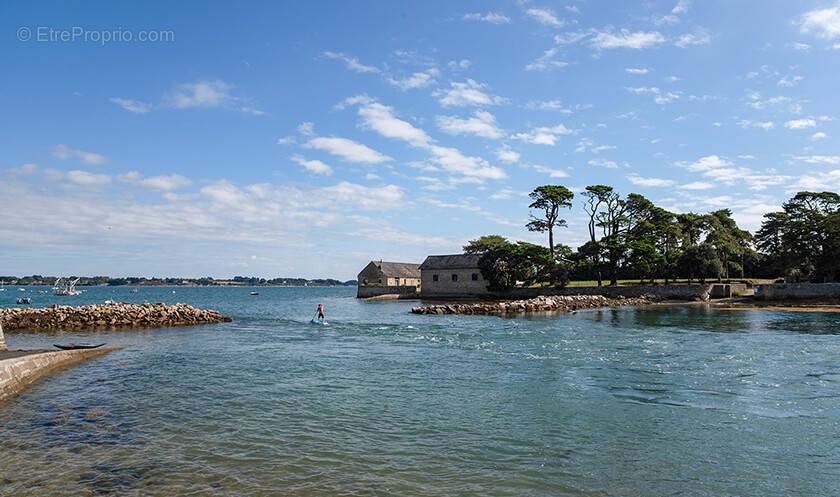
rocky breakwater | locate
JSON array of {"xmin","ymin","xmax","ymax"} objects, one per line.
[
  {"xmin": 412, "ymin": 294, "xmax": 657, "ymax": 315},
  {"xmin": 0, "ymin": 302, "xmax": 233, "ymax": 332}
]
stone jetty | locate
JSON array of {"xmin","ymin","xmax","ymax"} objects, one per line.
[
  {"xmin": 0, "ymin": 302, "xmax": 232, "ymax": 332},
  {"xmin": 412, "ymin": 294, "xmax": 656, "ymax": 315}
]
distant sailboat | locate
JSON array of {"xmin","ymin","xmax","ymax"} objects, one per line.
[{"xmin": 53, "ymin": 277, "xmax": 82, "ymax": 296}]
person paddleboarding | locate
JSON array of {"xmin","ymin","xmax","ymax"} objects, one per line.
[{"xmin": 314, "ymin": 303, "xmax": 325, "ymax": 324}]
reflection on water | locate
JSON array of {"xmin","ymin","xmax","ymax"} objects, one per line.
[{"xmin": 1, "ymin": 287, "xmax": 839, "ymax": 496}]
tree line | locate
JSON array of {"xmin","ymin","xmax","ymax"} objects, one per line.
[{"xmin": 466, "ymin": 186, "xmax": 840, "ymax": 290}]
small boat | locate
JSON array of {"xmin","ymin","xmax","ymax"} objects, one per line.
[
  {"xmin": 250, "ymin": 291, "xmax": 259, "ymax": 295},
  {"xmin": 16, "ymin": 297, "xmax": 31, "ymax": 304},
  {"xmin": 104, "ymin": 299, "xmax": 117, "ymax": 305},
  {"xmin": 53, "ymin": 277, "xmax": 83, "ymax": 296},
  {"xmin": 18, "ymin": 288, "xmax": 26, "ymax": 292},
  {"xmin": 54, "ymin": 343, "xmax": 106, "ymax": 350},
  {"xmin": 130, "ymin": 288, "xmax": 138, "ymax": 293}
]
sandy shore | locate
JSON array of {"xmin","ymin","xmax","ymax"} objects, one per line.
[{"xmin": 697, "ymin": 297, "xmax": 840, "ymax": 313}]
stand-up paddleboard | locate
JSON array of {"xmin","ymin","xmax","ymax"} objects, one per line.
[{"xmin": 310, "ymin": 319, "xmax": 328, "ymax": 325}]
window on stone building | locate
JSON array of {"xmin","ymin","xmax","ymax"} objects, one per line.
[
  {"xmin": 451, "ymin": 274, "xmax": 458, "ymax": 282},
  {"xmin": 432, "ymin": 274, "xmax": 439, "ymax": 282},
  {"xmin": 471, "ymin": 273, "xmax": 479, "ymax": 281}
]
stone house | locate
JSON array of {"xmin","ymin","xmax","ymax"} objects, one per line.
[
  {"xmin": 357, "ymin": 261, "xmax": 421, "ymax": 287},
  {"xmin": 418, "ymin": 254, "xmax": 489, "ymax": 297}
]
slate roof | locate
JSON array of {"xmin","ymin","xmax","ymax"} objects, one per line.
[
  {"xmin": 418, "ymin": 254, "xmax": 481, "ymax": 270},
  {"xmin": 372, "ymin": 261, "xmax": 421, "ymax": 278}
]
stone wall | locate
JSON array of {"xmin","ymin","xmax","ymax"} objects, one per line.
[
  {"xmin": 709, "ymin": 283, "xmax": 748, "ymax": 298},
  {"xmin": 755, "ymin": 282, "xmax": 840, "ymax": 300},
  {"xmin": 420, "ymin": 268, "xmax": 489, "ymax": 297},
  {"xmin": 0, "ymin": 302, "xmax": 232, "ymax": 332},
  {"xmin": 0, "ymin": 322, "xmax": 6, "ymax": 351},
  {"xmin": 1, "ymin": 347, "xmax": 122, "ymax": 402},
  {"xmin": 413, "ymin": 294, "xmax": 654, "ymax": 316},
  {"xmin": 357, "ymin": 285, "xmax": 419, "ymax": 299}
]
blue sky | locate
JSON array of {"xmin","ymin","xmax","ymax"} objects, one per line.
[{"xmin": 2, "ymin": 1, "xmax": 839, "ymax": 279}]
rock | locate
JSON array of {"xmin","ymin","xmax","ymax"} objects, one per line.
[
  {"xmin": 411, "ymin": 293, "xmax": 658, "ymax": 316},
  {"xmin": 0, "ymin": 303, "xmax": 233, "ymax": 332}
]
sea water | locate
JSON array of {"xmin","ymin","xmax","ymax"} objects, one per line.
[{"xmin": 1, "ymin": 286, "xmax": 839, "ymax": 496}]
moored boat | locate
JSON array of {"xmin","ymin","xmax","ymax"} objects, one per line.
[{"xmin": 53, "ymin": 343, "xmax": 105, "ymax": 350}]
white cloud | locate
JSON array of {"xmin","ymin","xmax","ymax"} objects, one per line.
[
  {"xmin": 53, "ymin": 144, "xmax": 107, "ymax": 165},
  {"xmin": 554, "ymin": 30, "xmax": 589, "ymax": 45},
  {"xmin": 304, "ymin": 137, "xmax": 391, "ymax": 164},
  {"xmin": 679, "ymin": 155, "xmax": 733, "ymax": 172},
  {"xmin": 676, "ymin": 155, "xmax": 791, "ymax": 191},
  {"xmin": 168, "ymin": 80, "xmax": 236, "ymax": 109},
  {"xmin": 778, "ymin": 75, "xmax": 804, "ymax": 87},
  {"xmin": 627, "ymin": 175, "xmax": 675, "ymax": 187},
  {"xmin": 791, "ymin": 42, "xmax": 812, "ymax": 50},
  {"xmin": 785, "ymin": 118, "xmax": 817, "ymax": 129},
  {"xmin": 672, "ymin": 0, "xmax": 691, "ymax": 15},
  {"xmin": 344, "ymin": 96, "xmax": 507, "ymax": 180},
  {"xmin": 109, "ymin": 97, "xmax": 152, "ymax": 114},
  {"xmin": 511, "ymin": 124, "xmax": 574, "ymax": 145},
  {"xmin": 795, "ymin": 155, "xmax": 840, "ymax": 165},
  {"xmin": 240, "ymin": 106, "xmax": 266, "ymax": 116},
  {"xmin": 800, "ymin": 4, "xmax": 840, "ymax": 40},
  {"xmin": 812, "ymin": 131, "xmax": 828, "ymax": 140},
  {"xmin": 44, "ymin": 169, "xmax": 111, "ymax": 186},
  {"xmin": 434, "ymin": 79, "xmax": 508, "ymax": 107},
  {"xmin": 463, "ymin": 12, "xmax": 511, "ymax": 24},
  {"xmin": 322, "ymin": 51, "xmax": 380, "ymax": 73},
  {"xmin": 680, "ymin": 181, "xmax": 715, "ymax": 190},
  {"xmin": 737, "ymin": 119, "xmax": 775, "ymax": 130},
  {"xmin": 448, "ymin": 59, "xmax": 471, "ymax": 70},
  {"xmin": 675, "ymin": 29, "xmax": 712, "ymax": 48},
  {"xmin": 353, "ymin": 98, "xmax": 432, "ymax": 147},
  {"xmin": 533, "ymin": 165, "xmax": 569, "ymax": 177},
  {"xmin": 141, "ymin": 174, "xmax": 191, "ymax": 191},
  {"xmin": 387, "ymin": 68, "xmax": 440, "ymax": 91},
  {"xmin": 590, "ymin": 29, "xmax": 665, "ymax": 50},
  {"xmin": 588, "ymin": 158, "xmax": 619, "ymax": 168},
  {"xmin": 625, "ymin": 67, "xmax": 649, "ymax": 74},
  {"xmin": 291, "ymin": 154, "xmax": 333, "ymax": 175},
  {"xmin": 298, "ymin": 122, "xmax": 315, "ymax": 136},
  {"xmin": 276, "ymin": 136, "xmax": 296, "ymax": 145},
  {"xmin": 495, "ymin": 146, "xmax": 520, "ymax": 163},
  {"xmin": 525, "ymin": 99, "xmax": 573, "ymax": 112},
  {"xmin": 525, "ymin": 47, "xmax": 569, "ymax": 71},
  {"xmin": 626, "ymin": 86, "xmax": 681, "ymax": 104},
  {"xmin": 792, "ymin": 169, "xmax": 840, "ymax": 191},
  {"xmin": 436, "ymin": 111, "xmax": 503, "ymax": 139},
  {"xmin": 117, "ymin": 171, "xmax": 193, "ymax": 191},
  {"xmin": 489, "ymin": 188, "xmax": 514, "ymax": 200},
  {"xmin": 526, "ymin": 8, "xmax": 564, "ymax": 27},
  {"xmin": 427, "ymin": 144, "xmax": 507, "ymax": 179}
]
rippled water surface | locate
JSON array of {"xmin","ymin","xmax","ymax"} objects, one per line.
[{"xmin": 2, "ymin": 286, "xmax": 839, "ymax": 496}]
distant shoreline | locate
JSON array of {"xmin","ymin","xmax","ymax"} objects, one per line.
[{"xmin": 2, "ymin": 283, "xmax": 357, "ymax": 288}]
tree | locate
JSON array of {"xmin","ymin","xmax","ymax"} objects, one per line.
[
  {"xmin": 526, "ymin": 185, "xmax": 574, "ymax": 260},
  {"xmin": 679, "ymin": 244, "xmax": 723, "ymax": 284},
  {"xmin": 463, "ymin": 235, "xmax": 510, "ymax": 254},
  {"xmin": 581, "ymin": 185, "xmax": 614, "ymax": 286},
  {"xmin": 756, "ymin": 191, "xmax": 840, "ymax": 282}
]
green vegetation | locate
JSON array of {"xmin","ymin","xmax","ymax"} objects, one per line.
[
  {"xmin": 755, "ymin": 191, "xmax": 840, "ymax": 282},
  {"xmin": 468, "ymin": 185, "xmax": 840, "ymax": 289}
]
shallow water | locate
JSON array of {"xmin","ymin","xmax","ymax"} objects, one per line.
[{"xmin": 1, "ymin": 286, "xmax": 839, "ymax": 496}]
